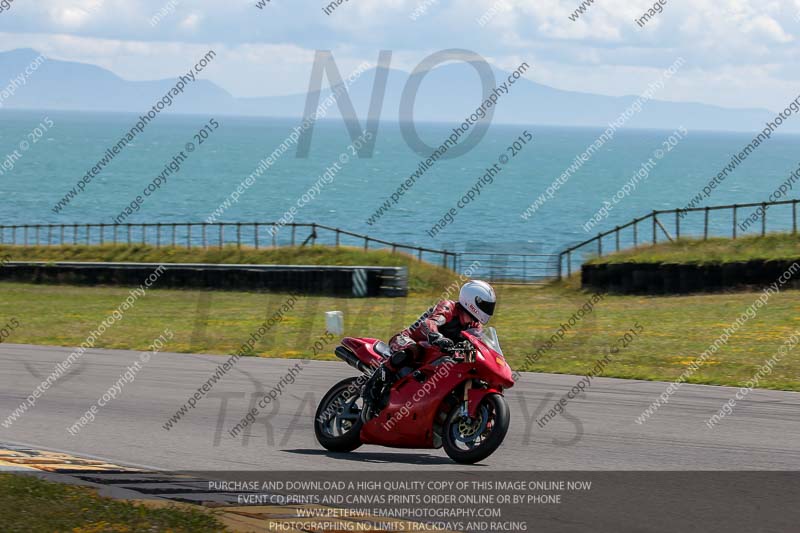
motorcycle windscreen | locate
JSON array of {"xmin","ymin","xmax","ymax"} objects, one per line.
[{"xmin": 464, "ymin": 326, "xmax": 503, "ymax": 356}]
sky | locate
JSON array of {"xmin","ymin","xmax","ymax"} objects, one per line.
[{"xmin": 0, "ymin": 0, "xmax": 799, "ymax": 112}]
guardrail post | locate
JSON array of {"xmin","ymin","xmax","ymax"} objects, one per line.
[
  {"xmin": 236, "ymin": 223, "xmax": 241, "ymax": 249},
  {"xmin": 597, "ymin": 233, "xmax": 602, "ymax": 256},
  {"xmin": 254, "ymin": 222, "xmax": 258, "ymax": 249},
  {"xmin": 85, "ymin": 224, "xmax": 90, "ymax": 244},
  {"xmin": 35, "ymin": 225, "xmax": 40, "ymax": 246},
  {"xmin": 271, "ymin": 224, "xmax": 277, "ymax": 248},
  {"xmin": 170, "ymin": 224, "xmax": 175, "ymax": 247},
  {"xmin": 732, "ymin": 205, "xmax": 738, "ymax": 239},
  {"xmin": 364, "ymin": 236, "xmax": 368, "ymax": 251},
  {"xmin": 47, "ymin": 224, "xmax": 53, "ymax": 246},
  {"xmin": 187, "ymin": 224, "xmax": 192, "ymax": 249},
  {"xmin": 557, "ymin": 253, "xmax": 563, "ymax": 281},
  {"xmin": 335, "ymin": 229, "xmax": 340, "ymax": 247},
  {"xmin": 442, "ymin": 250, "xmax": 448, "ymax": 268},
  {"xmin": 12, "ymin": 225, "xmax": 17, "ymax": 245},
  {"xmin": 202, "ymin": 223, "xmax": 207, "ymax": 249},
  {"xmin": 60, "ymin": 224, "xmax": 65, "ymax": 245},
  {"xmin": 652, "ymin": 211, "xmax": 657, "ymax": 244},
  {"xmin": 794, "ymin": 200, "xmax": 798, "ymax": 235},
  {"xmin": 291, "ymin": 224, "xmax": 296, "ymax": 246},
  {"xmin": 417, "ymin": 248, "xmax": 422, "ymax": 261},
  {"xmin": 761, "ymin": 202, "xmax": 767, "ymax": 236},
  {"xmin": 73, "ymin": 224, "xmax": 78, "ymax": 245},
  {"xmin": 311, "ymin": 223, "xmax": 317, "ymax": 246},
  {"xmin": 567, "ymin": 251, "xmax": 572, "ymax": 277},
  {"xmin": 704, "ymin": 207, "xmax": 710, "ymax": 240},
  {"xmin": 156, "ymin": 223, "xmax": 161, "ymax": 248},
  {"xmin": 615, "ymin": 227, "xmax": 620, "ymax": 252},
  {"xmin": 675, "ymin": 209, "xmax": 680, "ymax": 239},
  {"xmin": 219, "ymin": 223, "xmax": 224, "ymax": 249},
  {"xmin": 633, "ymin": 219, "xmax": 638, "ymax": 247},
  {"xmin": 99, "ymin": 223, "xmax": 104, "ymax": 245}
]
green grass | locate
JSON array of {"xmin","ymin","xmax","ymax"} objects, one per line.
[
  {"xmin": 587, "ymin": 234, "xmax": 800, "ymax": 265},
  {"xmin": 0, "ymin": 244, "xmax": 454, "ymax": 293},
  {"xmin": 1, "ymin": 278, "xmax": 799, "ymax": 391},
  {"xmin": 0, "ymin": 473, "xmax": 225, "ymax": 533}
]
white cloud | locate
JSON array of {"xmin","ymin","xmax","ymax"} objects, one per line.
[
  {"xmin": 179, "ymin": 13, "xmax": 202, "ymax": 31},
  {"xmin": 0, "ymin": 0, "xmax": 799, "ymax": 109}
]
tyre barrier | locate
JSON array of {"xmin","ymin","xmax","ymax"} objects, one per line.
[
  {"xmin": 0, "ymin": 262, "xmax": 408, "ymax": 297},
  {"xmin": 582, "ymin": 260, "xmax": 800, "ymax": 295}
]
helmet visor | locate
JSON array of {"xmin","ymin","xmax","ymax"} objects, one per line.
[{"xmin": 476, "ymin": 297, "xmax": 495, "ymax": 317}]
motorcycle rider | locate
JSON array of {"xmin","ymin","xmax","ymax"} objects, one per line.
[{"xmin": 364, "ymin": 280, "xmax": 497, "ymax": 409}]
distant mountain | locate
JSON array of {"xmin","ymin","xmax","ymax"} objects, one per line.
[{"xmin": 0, "ymin": 48, "xmax": 795, "ymax": 134}]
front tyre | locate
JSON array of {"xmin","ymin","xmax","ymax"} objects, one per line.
[
  {"xmin": 443, "ymin": 393, "xmax": 509, "ymax": 464},
  {"xmin": 314, "ymin": 377, "xmax": 365, "ymax": 453}
]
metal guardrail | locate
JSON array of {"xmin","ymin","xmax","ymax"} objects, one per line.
[
  {"xmin": 0, "ymin": 221, "xmax": 458, "ymax": 270},
  {"xmin": 456, "ymin": 252, "xmax": 559, "ymax": 285},
  {"xmin": 557, "ymin": 198, "xmax": 800, "ymax": 279}
]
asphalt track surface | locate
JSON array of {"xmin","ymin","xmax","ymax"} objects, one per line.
[{"xmin": 1, "ymin": 343, "xmax": 798, "ymax": 472}]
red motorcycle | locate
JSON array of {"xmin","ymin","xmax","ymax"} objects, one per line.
[{"xmin": 314, "ymin": 328, "xmax": 514, "ymax": 464}]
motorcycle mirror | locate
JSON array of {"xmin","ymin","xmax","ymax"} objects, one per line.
[{"xmin": 325, "ymin": 311, "xmax": 344, "ymax": 335}]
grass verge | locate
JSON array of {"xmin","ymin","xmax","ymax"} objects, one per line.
[
  {"xmin": 586, "ymin": 234, "xmax": 800, "ymax": 265},
  {"xmin": 1, "ymin": 279, "xmax": 798, "ymax": 391},
  {"xmin": 0, "ymin": 244, "xmax": 454, "ymax": 294},
  {"xmin": 0, "ymin": 473, "xmax": 225, "ymax": 532}
]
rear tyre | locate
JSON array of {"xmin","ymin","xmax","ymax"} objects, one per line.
[
  {"xmin": 314, "ymin": 377, "xmax": 365, "ymax": 453},
  {"xmin": 443, "ymin": 393, "xmax": 509, "ymax": 464}
]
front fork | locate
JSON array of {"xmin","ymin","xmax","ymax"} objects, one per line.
[
  {"xmin": 463, "ymin": 380, "xmax": 504, "ymax": 418},
  {"xmin": 460, "ymin": 380, "xmax": 472, "ymax": 418}
]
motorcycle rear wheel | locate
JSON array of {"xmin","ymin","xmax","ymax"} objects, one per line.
[
  {"xmin": 314, "ymin": 377, "xmax": 365, "ymax": 453},
  {"xmin": 443, "ymin": 393, "xmax": 509, "ymax": 464}
]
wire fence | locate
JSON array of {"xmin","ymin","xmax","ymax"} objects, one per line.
[
  {"xmin": 558, "ymin": 198, "xmax": 800, "ymax": 278},
  {"xmin": 0, "ymin": 221, "xmax": 458, "ymax": 269}
]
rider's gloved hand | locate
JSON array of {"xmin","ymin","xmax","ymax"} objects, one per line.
[{"xmin": 429, "ymin": 333, "xmax": 455, "ymax": 351}]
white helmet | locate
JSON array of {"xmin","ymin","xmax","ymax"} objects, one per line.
[{"xmin": 458, "ymin": 280, "xmax": 496, "ymax": 325}]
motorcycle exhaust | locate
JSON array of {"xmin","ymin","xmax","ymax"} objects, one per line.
[{"xmin": 335, "ymin": 345, "xmax": 371, "ymax": 373}]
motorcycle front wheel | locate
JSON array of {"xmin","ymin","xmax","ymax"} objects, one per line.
[
  {"xmin": 443, "ymin": 393, "xmax": 509, "ymax": 464},
  {"xmin": 314, "ymin": 376, "xmax": 365, "ymax": 453}
]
